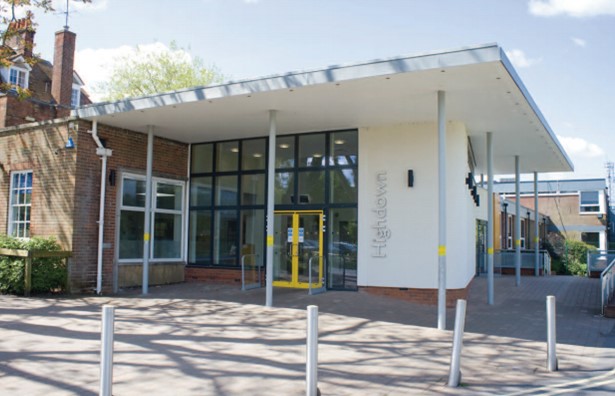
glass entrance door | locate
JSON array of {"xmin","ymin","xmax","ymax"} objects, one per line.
[{"xmin": 273, "ymin": 211, "xmax": 323, "ymax": 289}]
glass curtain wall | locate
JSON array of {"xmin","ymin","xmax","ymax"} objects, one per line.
[{"xmin": 188, "ymin": 130, "xmax": 358, "ymax": 288}]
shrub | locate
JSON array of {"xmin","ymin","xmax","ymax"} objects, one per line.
[
  {"xmin": 562, "ymin": 239, "xmax": 596, "ymax": 277},
  {"xmin": 566, "ymin": 258, "xmax": 587, "ymax": 277},
  {"xmin": 0, "ymin": 235, "xmax": 67, "ymax": 295}
]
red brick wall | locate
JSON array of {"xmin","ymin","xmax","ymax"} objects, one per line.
[
  {"xmin": 360, "ymin": 283, "xmax": 472, "ymax": 307},
  {"xmin": 185, "ymin": 267, "xmax": 246, "ymax": 285},
  {"xmin": 51, "ymin": 30, "xmax": 76, "ymax": 108},
  {"xmin": 0, "ymin": 95, "xmax": 58, "ymax": 128},
  {"xmin": 0, "ymin": 120, "xmax": 76, "ymax": 248},
  {"xmin": 71, "ymin": 121, "xmax": 189, "ymax": 293}
]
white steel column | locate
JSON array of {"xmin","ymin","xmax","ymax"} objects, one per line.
[
  {"xmin": 534, "ymin": 172, "xmax": 540, "ymax": 276},
  {"xmin": 266, "ymin": 110, "xmax": 277, "ymax": 307},
  {"xmin": 142, "ymin": 126, "xmax": 154, "ymax": 295},
  {"xmin": 515, "ymin": 155, "xmax": 521, "ymax": 286},
  {"xmin": 437, "ymin": 91, "xmax": 447, "ymax": 330},
  {"xmin": 487, "ymin": 132, "xmax": 494, "ymax": 305}
]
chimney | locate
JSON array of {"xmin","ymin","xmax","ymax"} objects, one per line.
[
  {"xmin": 4, "ymin": 17, "xmax": 35, "ymax": 59},
  {"xmin": 51, "ymin": 28, "xmax": 76, "ymax": 107}
]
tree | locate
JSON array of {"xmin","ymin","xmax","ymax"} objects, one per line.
[
  {"xmin": 0, "ymin": 0, "xmax": 90, "ymax": 98},
  {"xmin": 99, "ymin": 41, "xmax": 225, "ymax": 101}
]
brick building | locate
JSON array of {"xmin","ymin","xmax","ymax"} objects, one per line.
[{"xmin": 0, "ymin": 17, "xmax": 90, "ymax": 128}]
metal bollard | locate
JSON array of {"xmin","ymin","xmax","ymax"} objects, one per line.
[
  {"xmin": 100, "ymin": 305, "xmax": 115, "ymax": 396},
  {"xmin": 546, "ymin": 296, "xmax": 558, "ymax": 371},
  {"xmin": 306, "ymin": 305, "xmax": 319, "ymax": 396},
  {"xmin": 448, "ymin": 299, "xmax": 467, "ymax": 387}
]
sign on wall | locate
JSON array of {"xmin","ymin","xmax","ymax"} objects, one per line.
[{"xmin": 372, "ymin": 171, "xmax": 391, "ymax": 258}]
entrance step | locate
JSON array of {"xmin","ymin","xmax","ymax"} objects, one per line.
[{"xmin": 604, "ymin": 304, "xmax": 615, "ymax": 318}]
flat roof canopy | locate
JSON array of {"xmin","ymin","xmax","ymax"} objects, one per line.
[{"xmin": 75, "ymin": 43, "xmax": 573, "ymax": 175}]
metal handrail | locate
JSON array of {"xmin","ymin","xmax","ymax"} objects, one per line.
[
  {"xmin": 308, "ymin": 255, "xmax": 325, "ymax": 295},
  {"xmin": 241, "ymin": 254, "xmax": 261, "ymax": 291},
  {"xmin": 493, "ymin": 250, "xmax": 550, "ymax": 275},
  {"xmin": 587, "ymin": 251, "xmax": 615, "ymax": 277},
  {"xmin": 600, "ymin": 257, "xmax": 615, "ymax": 315}
]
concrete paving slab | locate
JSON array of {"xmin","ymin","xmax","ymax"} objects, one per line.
[{"xmin": 0, "ymin": 275, "xmax": 614, "ymax": 395}]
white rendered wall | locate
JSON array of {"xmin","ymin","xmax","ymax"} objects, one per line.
[{"xmin": 357, "ymin": 121, "xmax": 476, "ymax": 290}]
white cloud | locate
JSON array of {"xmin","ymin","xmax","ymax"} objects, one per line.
[
  {"xmin": 528, "ymin": 0, "xmax": 615, "ymax": 17},
  {"xmin": 557, "ymin": 135, "xmax": 605, "ymax": 159},
  {"xmin": 571, "ymin": 37, "xmax": 587, "ymax": 47},
  {"xmin": 53, "ymin": 0, "xmax": 109, "ymax": 13},
  {"xmin": 76, "ymin": 42, "xmax": 192, "ymax": 101},
  {"xmin": 505, "ymin": 49, "xmax": 540, "ymax": 68}
]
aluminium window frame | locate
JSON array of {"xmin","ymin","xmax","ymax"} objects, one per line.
[
  {"xmin": 579, "ymin": 190, "xmax": 600, "ymax": 214},
  {"xmin": 117, "ymin": 172, "xmax": 186, "ymax": 264}
]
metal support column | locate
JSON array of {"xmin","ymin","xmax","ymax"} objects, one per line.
[
  {"xmin": 515, "ymin": 155, "xmax": 521, "ymax": 286},
  {"xmin": 534, "ymin": 171, "xmax": 540, "ymax": 276},
  {"xmin": 265, "ymin": 110, "xmax": 277, "ymax": 307},
  {"xmin": 487, "ymin": 132, "xmax": 494, "ymax": 305},
  {"xmin": 437, "ymin": 90, "xmax": 447, "ymax": 330},
  {"xmin": 142, "ymin": 126, "xmax": 154, "ymax": 295}
]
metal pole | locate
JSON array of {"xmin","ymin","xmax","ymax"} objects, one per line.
[
  {"xmin": 437, "ymin": 91, "xmax": 447, "ymax": 330},
  {"xmin": 534, "ymin": 172, "xmax": 540, "ymax": 276},
  {"xmin": 306, "ymin": 305, "xmax": 319, "ymax": 396},
  {"xmin": 515, "ymin": 155, "xmax": 521, "ymax": 286},
  {"xmin": 487, "ymin": 132, "xmax": 494, "ymax": 305},
  {"xmin": 96, "ymin": 153, "xmax": 108, "ymax": 295},
  {"xmin": 266, "ymin": 110, "xmax": 277, "ymax": 307},
  {"xmin": 546, "ymin": 295, "xmax": 558, "ymax": 371},
  {"xmin": 100, "ymin": 305, "xmax": 115, "ymax": 396},
  {"xmin": 142, "ymin": 126, "xmax": 154, "ymax": 295},
  {"xmin": 448, "ymin": 299, "xmax": 467, "ymax": 387}
]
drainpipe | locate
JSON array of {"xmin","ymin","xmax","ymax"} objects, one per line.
[{"xmin": 89, "ymin": 120, "xmax": 113, "ymax": 294}]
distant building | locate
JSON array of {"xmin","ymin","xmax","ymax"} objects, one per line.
[
  {"xmin": 0, "ymin": 17, "xmax": 90, "ymax": 128},
  {"xmin": 494, "ymin": 178, "xmax": 609, "ymax": 251}
]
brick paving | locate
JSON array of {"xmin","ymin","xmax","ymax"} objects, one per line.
[{"xmin": 0, "ymin": 275, "xmax": 614, "ymax": 395}]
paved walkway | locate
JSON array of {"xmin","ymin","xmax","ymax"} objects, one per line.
[{"xmin": 0, "ymin": 275, "xmax": 614, "ymax": 395}]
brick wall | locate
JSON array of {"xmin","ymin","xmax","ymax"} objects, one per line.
[
  {"xmin": 0, "ymin": 95, "xmax": 58, "ymax": 128},
  {"xmin": 71, "ymin": 121, "xmax": 189, "ymax": 293},
  {"xmin": 185, "ymin": 267, "xmax": 246, "ymax": 285},
  {"xmin": 360, "ymin": 283, "xmax": 472, "ymax": 307}
]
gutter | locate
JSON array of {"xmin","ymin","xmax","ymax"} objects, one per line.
[{"xmin": 89, "ymin": 120, "xmax": 113, "ymax": 294}]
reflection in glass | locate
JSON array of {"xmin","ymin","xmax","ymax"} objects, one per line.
[
  {"xmin": 216, "ymin": 141, "xmax": 239, "ymax": 171},
  {"xmin": 241, "ymin": 210, "xmax": 265, "ymax": 268},
  {"xmin": 119, "ymin": 211, "xmax": 144, "ymax": 259},
  {"xmin": 242, "ymin": 139, "xmax": 266, "ymax": 170},
  {"xmin": 275, "ymin": 136, "xmax": 295, "ymax": 168},
  {"xmin": 190, "ymin": 177, "xmax": 213, "ymax": 207},
  {"xmin": 328, "ymin": 208, "xmax": 358, "ymax": 290},
  {"xmin": 330, "ymin": 168, "xmax": 358, "ymax": 203},
  {"xmin": 191, "ymin": 144, "xmax": 213, "ymax": 173},
  {"xmin": 216, "ymin": 175, "xmax": 238, "ymax": 206},
  {"xmin": 122, "ymin": 178, "xmax": 145, "ymax": 207},
  {"xmin": 153, "ymin": 213, "xmax": 182, "ymax": 259},
  {"xmin": 214, "ymin": 210, "xmax": 238, "ymax": 265},
  {"xmin": 298, "ymin": 171, "xmax": 325, "ymax": 204},
  {"xmin": 241, "ymin": 174, "xmax": 265, "ymax": 205},
  {"xmin": 299, "ymin": 134, "xmax": 326, "ymax": 167},
  {"xmin": 189, "ymin": 211, "xmax": 212, "ymax": 264},
  {"xmin": 156, "ymin": 183, "xmax": 182, "ymax": 210},
  {"xmin": 275, "ymin": 172, "xmax": 295, "ymax": 204},
  {"xmin": 330, "ymin": 131, "xmax": 358, "ymax": 165}
]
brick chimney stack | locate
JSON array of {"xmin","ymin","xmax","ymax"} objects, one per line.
[
  {"xmin": 51, "ymin": 28, "xmax": 76, "ymax": 107},
  {"xmin": 5, "ymin": 18, "xmax": 35, "ymax": 59}
]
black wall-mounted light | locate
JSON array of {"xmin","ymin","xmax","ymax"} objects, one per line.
[{"xmin": 408, "ymin": 170, "xmax": 414, "ymax": 187}]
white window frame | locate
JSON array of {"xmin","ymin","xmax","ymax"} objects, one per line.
[
  {"xmin": 8, "ymin": 170, "xmax": 33, "ymax": 238},
  {"xmin": 71, "ymin": 84, "xmax": 81, "ymax": 108},
  {"xmin": 520, "ymin": 218, "xmax": 526, "ymax": 249},
  {"xmin": 579, "ymin": 191, "xmax": 600, "ymax": 214},
  {"xmin": 9, "ymin": 66, "xmax": 29, "ymax": 89},
  {"xmin": 118, "ymin": 173, "xmax": 186, "ymax": 263},
  {"xmin": 506, "ymin": 215, "xmax": 513, "ymax": 250}
]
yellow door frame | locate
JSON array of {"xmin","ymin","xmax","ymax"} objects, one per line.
[{"xmin": 273, "ymin": 210, "xmax": 323, "ymax": 289}]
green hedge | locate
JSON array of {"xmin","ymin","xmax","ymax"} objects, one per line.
[{"xmin": 0, "ymin": 235, "xmax": 67, "ymax": 295}]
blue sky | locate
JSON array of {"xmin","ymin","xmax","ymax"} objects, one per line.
[{"xmin": 25, "ymin": 0, "xmax": 615, "ymax": 180}]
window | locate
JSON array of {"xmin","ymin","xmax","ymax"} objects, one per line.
[
  {"xmin": 520, "ymin": 219, "xmax": 526, "ymax": 249},
  {"xmin": 507, "ymin": 215, "xmax": 513, "ymax": 249},
  {"xmin": 118, "ymin": 174, "xmax": 185, "ymax": 261},
  {"xmin": 71, "ymin": 86, "xmax": 81, "ymax": 108},
  {"xmin": 580, "ymin": 191, "xmax": 600, "ymax": 213},
  {"xmin": 8, "ymin": 171, "xmax": 32, "ymax": 238},
  {"xmin": 9, "ymin": 67, "xmax": 28, "ymax": 88},
  {"xmin": 582, "ymin": 232, "xmax": 600, "ymax": 248}
]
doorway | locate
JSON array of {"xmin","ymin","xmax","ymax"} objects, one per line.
[{"xmin": 273, "ymin": 211, "xmax": 323, "ymax": 288}]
